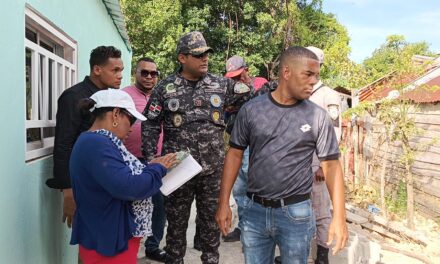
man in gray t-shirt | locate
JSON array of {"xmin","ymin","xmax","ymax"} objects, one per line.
[
  {"xmin": 216, "ymin": 46, "xmax": 348, "ymax": 264},
  {"xmin": 229, "ymin": 92, "xmax": 339, "ymax": 198}
]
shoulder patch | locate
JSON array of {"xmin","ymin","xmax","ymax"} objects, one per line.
[
  {"xmin": 234, "ymin": 83, "xmax": 251, "ymax": 94},
  {"xmin": 147, "ymin": 102, "xmax": 162, "ymax": 119},
  {"xmin": 327, "ymin": 104, "xmax": 339, "ymax": 121}
]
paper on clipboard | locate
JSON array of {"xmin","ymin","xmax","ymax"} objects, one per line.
[{"xmin": 160, "ymin": 154, "xmax": 202, "ymax": 195}]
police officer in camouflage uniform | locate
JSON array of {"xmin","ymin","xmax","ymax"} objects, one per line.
[
  {"xmin": 141, "ymin": 31, "xmax": 251, "ymax": 264},
  {"xmin": 306, "ymin": 46, "xmax": 342, "ymax": 264}
]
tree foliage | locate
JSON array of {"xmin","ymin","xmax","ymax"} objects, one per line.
[
  {"xmin": 121, "ymin": 0, "xmax": 353, "ymax": 86},
  {"xmin": 362, "ymin": 35, "xmax": 433, "ymax": 84}
]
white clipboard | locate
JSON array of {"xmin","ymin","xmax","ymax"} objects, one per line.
[{"xmin": 160, "ymin": 154, "xmax": 202, "ymax": 195}]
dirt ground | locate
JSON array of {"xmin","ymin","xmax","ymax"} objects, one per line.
[
  {"xmin": 379, "ymin": 213, "xmax": 440, "ymax": 263},
  {"xmin": 136, "ymin": 202, "xmax": 439, "ymax": 264}
]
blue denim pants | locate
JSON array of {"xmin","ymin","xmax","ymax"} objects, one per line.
[
  {"xmin": 239, "ymin": 196, "xmax": 316, "ymax": 264},
  {"xmin": 232, "ymin": 147, "xmax": 249, "ymax": 221}
]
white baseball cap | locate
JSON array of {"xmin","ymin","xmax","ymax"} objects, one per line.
[
  {"xmin": 90, "ymin": 89, "xmax": 146, "ymax": 121},
  {"xmin": 306, "ymin": 46, "xmax": 324, "ymax": 64}
]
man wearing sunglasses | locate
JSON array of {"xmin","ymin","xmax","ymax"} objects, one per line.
[
  {"xmin": 141, "ymin": 31, "xmax": 251, "ymax": 264},
  {"xmin": 122, "ymin": 57, "xmax": 166, "ymax": 262}
]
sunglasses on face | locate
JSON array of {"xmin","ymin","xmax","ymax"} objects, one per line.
[
  {"xmin": 121, "ymin": 109, "xmax": 137, "ymax": 126},
  {"xmin": 139, "ymin": 70, "xmax": 159, "ymax": 78},
  {"xmin": 186, "ymin": 52, "xmax": 210, "ymax": 59}
]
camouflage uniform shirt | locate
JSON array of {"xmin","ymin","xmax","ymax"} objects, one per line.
[{"xmin": 141, "ymin": 71, "xmax": 251, "ymax": 173}]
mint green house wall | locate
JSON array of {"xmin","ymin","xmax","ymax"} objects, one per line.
[{"xmin": 0, "ymin": 1, "xmax": 132, "ymax": 263}]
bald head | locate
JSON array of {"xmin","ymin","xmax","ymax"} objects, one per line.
[{"xmin": 279, "ymin": 46, "xmax": 319, "ymax": 75}]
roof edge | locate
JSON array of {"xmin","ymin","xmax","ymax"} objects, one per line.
[{"xmin": 101, "ymin": 0, "xmax": 131, "ymax": 52}]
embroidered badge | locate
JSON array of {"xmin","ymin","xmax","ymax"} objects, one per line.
[
  {"xmin": 174, "ymin": 78, "xmax": 182, "ymax": 85},
  {"xmin": 165, "ymin": 83, "xmax": 176, "ymax": 94},
  {"xmin": 210, "ymin": 94, "xmax": 222, "ymax": 107},
  {"xmin": 204, "ymin": 88, "xmax": 224, "ymax": 93},
  {"xmin": 172, "ymin": 114, "xmax": 183, "ymax": 127},
  {"xmin": 194, "ymin": 98, "xmax": 204, "ymax": 107},
  {"xmin": 168, "ymin": 99, "xmax": 180, "ymax": 112},
  {"xmin": 233, "ymin": 82, "xmax": 250, "ymax": 94},
  {"xmin": 300, "ymin": 124, "xmax": 311, "ymax": 132},
  {"xmin": 327, "ymin": 104, "xmax": 340, "ymax": 121},
  {"xmin": 163, "ymin": 92, "xmax": 176, "ymax": 99},
  {"xmin": 211, "ymin": 110, "xmax": 221, "ymax": 122},
  {"xmin": 149, "ymin": 103, "xmax": 162, "ymax": 114},
  {"xmin": 147, "ymin": 102, "xmax": 162, "ymax": 119}
]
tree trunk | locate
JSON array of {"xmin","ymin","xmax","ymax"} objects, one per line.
[
  {"xmin": 406, "ymin": 162, "xmax": 415, "ymax": 230},
  {"xmin": 344, "ymin": 121, "xmax": 352, "ymax": 181},
  {"xmin": 353, "ymin": 120, "xmax": 359, "ymax": 185},
  {"xmin": 284, "ymin": 0, "xmax": 293, "ymax": 49},
  {"xmin": 225, "ymin": 13, "xmax": 232, "ymax": 61},
  {"xmin": 379, "ymin": 142, "xmax": 390, "ymax": 218}
]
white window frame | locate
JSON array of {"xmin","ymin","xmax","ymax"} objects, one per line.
[{"xmin": 25, "ymin": 6, "xmax": 78, "ymax": 161}]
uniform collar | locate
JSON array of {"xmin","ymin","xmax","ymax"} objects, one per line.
[
  {"xmin": 312, "ymin": 80, "xmax": 323, "ymax": 92},
  {"xmin": 175, "ymin": 71, "xmax": 211, "ymax": 86}
]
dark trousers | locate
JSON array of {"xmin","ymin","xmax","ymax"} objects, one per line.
[
  {"xmin": 164, "ymin": 170, "xmax": 221, "ymax": 264},
  {"xmin": 144, "ymin": 192, "xmax": 166, "ymax": 252}
]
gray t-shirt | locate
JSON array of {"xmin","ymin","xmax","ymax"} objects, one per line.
[{"xmin": 230, "ymin": 93, "xmax": 340, "ymax": 199}]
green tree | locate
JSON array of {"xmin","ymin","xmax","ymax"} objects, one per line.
[
  {"xmin": 120, "ymin": 0, "xmax": 184, "ymax": 76},
  {"xmin": 363, "ymin": 35, "xmax": 433, "ymax": 83},
  {"xmin": 121, "ymin": 0, "xmax": 353, "ymax": 84}
]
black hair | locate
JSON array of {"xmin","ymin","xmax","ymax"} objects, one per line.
[
  {"xmin": 278, "ymin": 46, "xmax": 318, "ymax": 74},
  {"xmin": 136, "ymin": 57, "xmax": 156, "ymax": 65},
  {"xmin": 89, "ymin": 46, "xmax": 122, "ymax": 70},
  {"xmin": 135, "ymin": 57, "xmax": 157, "ymax": 74}
]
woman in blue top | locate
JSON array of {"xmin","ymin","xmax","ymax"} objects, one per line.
[{"xmin": 69, "ymin": 89, "xmax": 176, "ymax": 264}]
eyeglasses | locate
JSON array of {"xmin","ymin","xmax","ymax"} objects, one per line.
[
  {"xmin": 139, "ymin": 70, "xmax": 159, "ymax": 78},
  {"xmin": 186, "ymin": 52, "xmax": 210, "ymax": 59},
  {"xmin": 121, "ymin": 109, "xmax": 137, "ymax": 126}
]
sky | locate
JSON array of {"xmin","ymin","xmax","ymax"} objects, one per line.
[{"xmin": 322, "ymin": 0, "xmax": 440, "ymax": 63}]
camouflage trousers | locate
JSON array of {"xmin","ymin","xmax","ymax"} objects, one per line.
[
  {"xmin": 311, "ymin": 180, "xmax": 332, "ymax": 248},
  {"xmin": 164, "ymin": 169, "xmax": 221, "ymax": 264}
]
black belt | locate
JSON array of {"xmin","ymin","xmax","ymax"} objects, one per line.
[{"xmin": 247, "ymin": 192, "xmax": 310, "ymax": 208}]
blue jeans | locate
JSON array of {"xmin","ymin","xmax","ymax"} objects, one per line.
[
  {"xmin": 233, "ymin": 147, "xmax": 249, "ymax": 221},
  {"xmin": 144, "ymin": 192, "xmax": 166, "ymax": 252},
  {"xmin": 239, "ymin": 196, "xmax": 316, "ymax": 264}
]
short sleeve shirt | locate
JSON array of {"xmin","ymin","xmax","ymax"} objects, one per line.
[{"xmin": 230, "ymin": 93, "xmax": 340, "ymax": 198}]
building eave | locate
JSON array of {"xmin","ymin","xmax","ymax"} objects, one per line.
[{"xmin": 101, "ymin": 0, "xmax": 131, "ymax": 52}]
